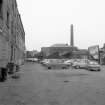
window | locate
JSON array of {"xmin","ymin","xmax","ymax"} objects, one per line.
[
  {"xmin": 7, "ymin": 11, "xmax": 9, "ymax": 28},
  {"xmin": 0, "ymin": 0, "xmax": 3, "ymax": 18}
]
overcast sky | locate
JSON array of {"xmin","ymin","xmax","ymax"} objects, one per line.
[{"xmin": 17, "ymin": 0, "xmax": 105, "ymax": 51}]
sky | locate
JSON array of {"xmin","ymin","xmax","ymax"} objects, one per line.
[{"xmin": 17, "ymin": 0, "xmax": 105, "ymax": 51}]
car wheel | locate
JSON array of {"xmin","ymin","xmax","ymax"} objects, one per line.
[
  {"xmin": 73, "ymin": 66, "xmax": 76, "ymax": 69},
  {"xmin": 97, "ymin": 69, "xmax": 100, "ymax": 71},
  {"xmin": 76, "ymin": 66, "xmax": 80, "ymax": 69},
  {"xmin": 62, "ymin": 67, "xmax": 66, "ymax": 69},
  {"xmin": 48, "ymin": 67, "xmax": 51, "ymax": 69},
  {"xmin": 90, "ymin": 69, "xmax": 94, "ymax": 71}
]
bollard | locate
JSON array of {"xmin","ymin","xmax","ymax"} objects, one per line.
[
  {"xmin": 16, "ymin": 64, "xmax": 20, "ymax": 72},
  {"xmin": 0, "ymin": 68, "xmax": 8, "ymax": 82},
  {"xmin": 7, "ymin": 63, "xmax": 14, "ymax": 74}
]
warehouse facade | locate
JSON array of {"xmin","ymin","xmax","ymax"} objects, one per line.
[{"xmin": 0, "ymin": 0, "xmax": 25, "ymax": 69}]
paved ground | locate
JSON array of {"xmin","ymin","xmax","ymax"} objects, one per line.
[{"xmin": 0, "ymin": 62, "xmax": 105, "ymax": 105}]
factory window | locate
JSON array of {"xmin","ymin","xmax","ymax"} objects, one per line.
[
  {"xmin": 0, "ymin": 0, "xmax": 3, "ymax": 18},
  {"xmin": 7, "ymin": 11, "xmax": 9, "ymax": 28}
]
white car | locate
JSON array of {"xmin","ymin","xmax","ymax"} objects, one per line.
[
  {"xmin": 40, "ymin": 59, "xmax": 50, "ymax": 65},
  {"xmin": 72, "ymin": 60, "xmax": 88, "ymax": 69},
  {"xmin": 64, "ymin": 59, "xmax": 75, "ymax": 66},
  {"xmin": 72, "ymin": 59, "xmax": 101, "ymax": 71},
  {"xmin": 43, "ymin": 59, "xmax": 69, "ymax": 69},
  {"xmin": 87, "ymin": 61, "xmax": 101, "ymax": 71}
]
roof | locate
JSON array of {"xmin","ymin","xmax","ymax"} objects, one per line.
[{"xmin": 51, "ymin": 44, "xmax": 69, "ymax": 47}]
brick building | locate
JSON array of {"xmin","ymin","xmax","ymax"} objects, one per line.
[
  {"xmin": 0, "ymin": 0, "xmax": 25, "ymax": 68},
  {"xmin": 41, "ymin": 44, "xmax": 78, "ymax": 58}
]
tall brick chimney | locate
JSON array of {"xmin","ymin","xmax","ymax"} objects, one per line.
[{"xmin": 70, "ymin": 24, "xmax": 74, "ymax": 46}]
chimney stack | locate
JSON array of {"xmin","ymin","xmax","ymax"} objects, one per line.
[{"xmin": 70, "ymin": 24, "xmax": 74, "ymax": 46}]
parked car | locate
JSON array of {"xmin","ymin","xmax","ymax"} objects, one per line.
[
  {"xmin": 44, "ymin": 59, "xmax": 69, "ymax": 69},
  {"xmin": 72, "ymin": 59, "xmax": 101, "ymax": 71},
  {"xmin": 26, "ymin": 58, "xmax": 34, "ymax": 62},
  {"xmin": 64, "ymin": 59, "xmax": 75, "ymax": 66},
  {"xmin": 33, "ymin": 58, "xmax": 39, "ymax": 62},
  {"xmin": 72, "ymin": 60, "xmax": 88, "ymax": 69},
  {"xmin": 87, "ymin": 61, "xmax": 101, "ymax": 71},
  {"xmin": 40, "ymin": 59, "xmax": 50, "ymax": 65}
]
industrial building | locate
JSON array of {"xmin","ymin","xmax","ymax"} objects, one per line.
[
  {"xmin": 41, "ymin": 44, "xmax": 77, "ymax": 58},
  {"xmin": 41, "ymin": 24, "xmax": 78, "ymax": 58}
]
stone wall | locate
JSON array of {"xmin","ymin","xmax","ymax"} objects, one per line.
[{"xmin": 0, "ymin": 0, "xmax": 25, "ymax": 67}]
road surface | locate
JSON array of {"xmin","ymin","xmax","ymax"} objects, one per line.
[{"xmin": 0, "ymin": 62, "xmax": 105, "ymax": 105}]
